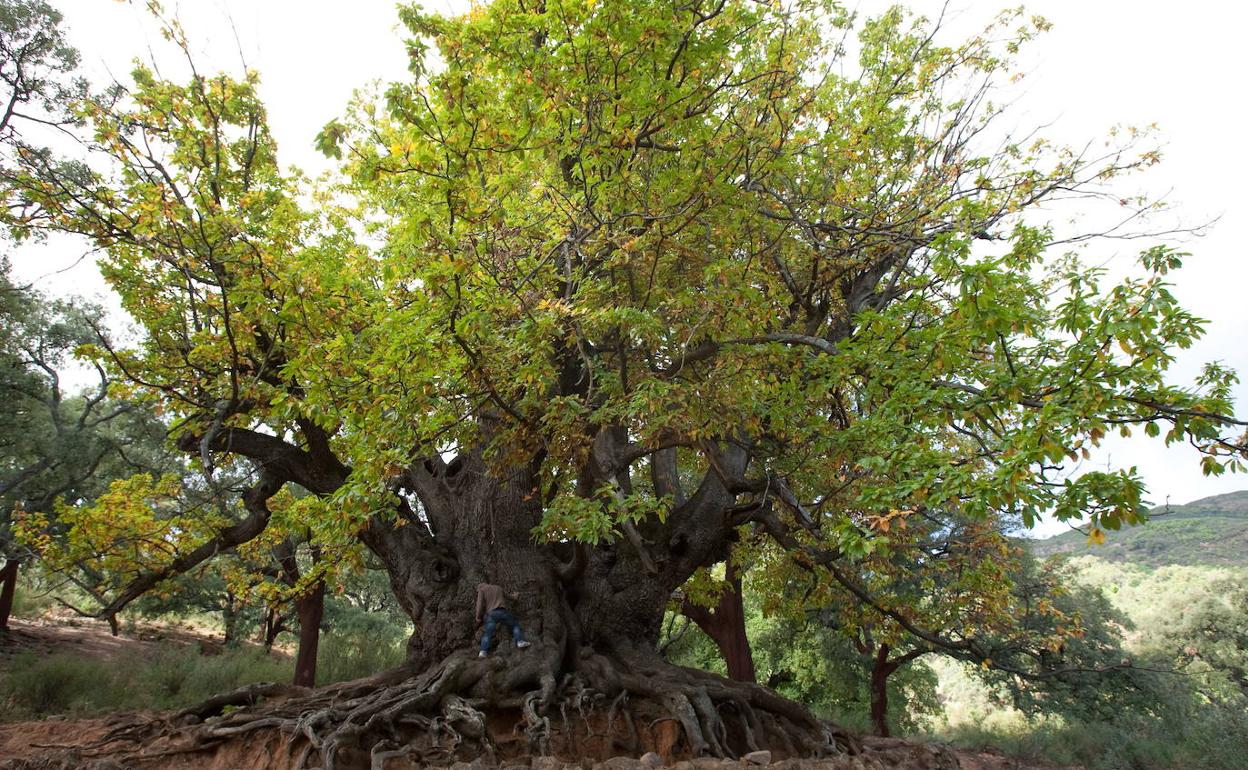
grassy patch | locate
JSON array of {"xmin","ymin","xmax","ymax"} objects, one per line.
[
  {"xmin": 0, "ymin": 646, "xmax": 292, "ymax": 721},
  {"xmin": 9, "ymin": 582, "xmax": 55, "ymax": 619},
  {"xmin": 935, "ymin": 707, "xmax": 1248, "ymax": 770},
  {"xmin": 315, "ymin": 629, "xmax": 405, "ymax": 687},
  {"xmin": 0, "ymin": 622, "xmax": 409, "ymax": 721}
]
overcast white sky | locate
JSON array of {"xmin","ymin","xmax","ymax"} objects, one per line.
[{"xmin": 12, "ymin": 1, "xmax": 1247, "ymax": 534}]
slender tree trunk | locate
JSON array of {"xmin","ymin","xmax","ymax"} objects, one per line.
[
  {"xmin": 681, "ymin": 564, "xmax": 757, "ymax": 682},
  {"xmin": 0, "ymin": 558, "xmax": 19, "ymax": 631},
  {"xmin": 222, "ymin": 592, "xmax": 239, "ymax": 646},
  {"xmin": 262, "ymin": 606, "xmax": 285, "ymax": 652},
  {"xmin": 293, "ymin": 580, "xmax": 325, "ymax": 687},
  {"xmin": 869, "ymin": 644, "xmax": 893, "ymax": 738}
]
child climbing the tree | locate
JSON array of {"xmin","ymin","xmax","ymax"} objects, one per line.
[{"xmin": 475, "ymin": 582, "xmax": 531, "ymax": 657}]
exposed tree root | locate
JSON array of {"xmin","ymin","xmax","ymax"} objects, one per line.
[{"xmin": 10, "ymin": 645, "xmax": 855, "ymax": 770}]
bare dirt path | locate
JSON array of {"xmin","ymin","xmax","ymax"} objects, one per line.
[{"xmin": 0, "ymin": 615, "xmax": 225, "ymax": 663}]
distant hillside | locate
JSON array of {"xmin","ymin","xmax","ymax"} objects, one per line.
[{"xmin": 1028, "ymin": 491, "xmax": 1248, "ymax": 568}]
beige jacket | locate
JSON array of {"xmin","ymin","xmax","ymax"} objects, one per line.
[{"xmin": 475, "ymin": 583, "xmax": 514, "ymax": 623}]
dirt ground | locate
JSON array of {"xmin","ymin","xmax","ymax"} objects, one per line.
[
  {"xmin": 0, "ymin": 614, "xmax": 224, "ymax": 663},
  {"xmin": 0, "ymin": 720, "xmax": 1070, "ymax": 770},
  {"xmin": 0, "ymin": 720, "xmax": 1061, "ymax": 770}
]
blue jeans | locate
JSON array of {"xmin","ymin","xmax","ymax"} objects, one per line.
[{"xmin": 480, "ymin": 608, "xmax": 525, "ymax": 653}]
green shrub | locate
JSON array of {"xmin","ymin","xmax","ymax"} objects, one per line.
[
  {"xmin": 179, "ymin": 647, "xmax": 290, "ymax": 697},
  {"xmin": 10, "ymin": 582, "xmax": 54, "ymax": 618},
  {"xmin": 934, "ymin": 697, "xmax": 1248, "ymax": 770},
  {"xmin": 0, "ymin": 653, "xmax": 107, "ymax": 717},
  {"xmin": 136, "ymin": 647, "xmax": 200, "ymax": 701},
  {"xmin": 0, "ymin": 625, "xmax": 406, "ymax": 721},
  {"xmin": 0, "ymin": 644, "xmax": 293, "ymax": 721},
  {"xmin": 316, "ymin": 629, "xmax": 405, "ymax": 686},
  {"xmin": 131, "ymin": 646, "xmax": 290, "ymax": 708}
]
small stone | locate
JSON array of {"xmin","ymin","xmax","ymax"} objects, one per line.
[
  {"xmin": 743, "ymin": 751, "xmax": 772, "ymax": 766},
  {"xmin": 533, "ymin": 757, "xmax": 565, "ymax": 770},
  {"xmin": 602, "ymin": 757, "xmax": 645, "ymax": 770},
  {"xmin": 671, "ymin": 761, "xmax": 696, "ymax": 770},
  {"xmin": 640, "ymin": 752, "xmax": 665, "ymax": 769}
]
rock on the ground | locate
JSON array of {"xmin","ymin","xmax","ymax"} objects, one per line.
[
  {"xmin": 639, "ymin": 752, "xmax": 665, "ymax": 769},
  {"xmin": 602, "ymin": 757, "xmax": 646, "ymax": 770},
  {"xmin": 532, "ymin": 758, "xmax": 567, "ymax": 770},
  {"xmin": 743, "ymin": 751, "xmax": 772, "ymax": 766}
]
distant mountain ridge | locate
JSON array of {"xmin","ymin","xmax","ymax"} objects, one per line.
[{"xmin": 1029, "ymin": 490, "xmax": 1248, "ymax": 568}]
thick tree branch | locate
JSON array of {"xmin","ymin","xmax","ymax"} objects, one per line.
[{"xmin": 178, "ymin": 426, "xmax": 346, "ymax": 494}]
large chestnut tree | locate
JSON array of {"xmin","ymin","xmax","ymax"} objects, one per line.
[{"xmin": 9, "ymin": 0, "xmax": 1245, "ymax": 765}]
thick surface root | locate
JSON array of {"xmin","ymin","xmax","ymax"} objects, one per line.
[{"xmin": 2, "ymin": 646, "xmax": 864, "ymax": 770}]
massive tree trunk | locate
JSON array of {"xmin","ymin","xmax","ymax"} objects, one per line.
[
  {"xmin": 0, "ymin": 558, "xmax": 18, "ymax": 631},
  {"xmin": 365, "ymin": 445, "xmax": 752, "ymax": 673}
]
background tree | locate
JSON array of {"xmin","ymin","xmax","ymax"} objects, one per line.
[
  {"xmin": 663, "ymin": 582, "xmax": 943, "ymax": 737},
  {"xmin": 682, "ymin": 519, "xmax": 1140, "ymax": 738},
  {"xmin": 131, "ymin": 556, "xmax": 256, "ymax": 647},
  {"xmin": 788, "ymin": 518, "xmax": 1074, "ymax": 738},
  {"xmin": 20, "ymin": 466, "xmax": 358, "ymax": 684},
  {"xmin": 0, "ymin": 0, "xmax": 86, "ymax": 155},
  {"xmin": 6, "ymin": 0, "xmax": 1246, "ymax": 764},
  {"xmin": 0, "ymin": 265, "xmax": 170, "ymax": 631},
  {"xmin": 1142, "ymin": 575, "xmax": 1248, "ymax": 705},
  {"xmin": 0, "ymin": 0, "xmax": 151, "ymax": 633},
  {"xmin": 679, "ymin": 562, "xmax": 756, "ymax": 683},
  {"xmin": 748, "ymin": 603, "xmax": 943, "ymax": 737}
]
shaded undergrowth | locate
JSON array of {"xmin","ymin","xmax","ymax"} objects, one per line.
[
  {"xmin": 935, "ymin": 705, "xmax": 1248, "ymax": 770},
  {"xmin": 0, "ymin": 628, "xmax": 406, "ymax": 721},
  {"xmin": 0, "ymin": 646, "xmax": 291, "ymax": 720}
]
